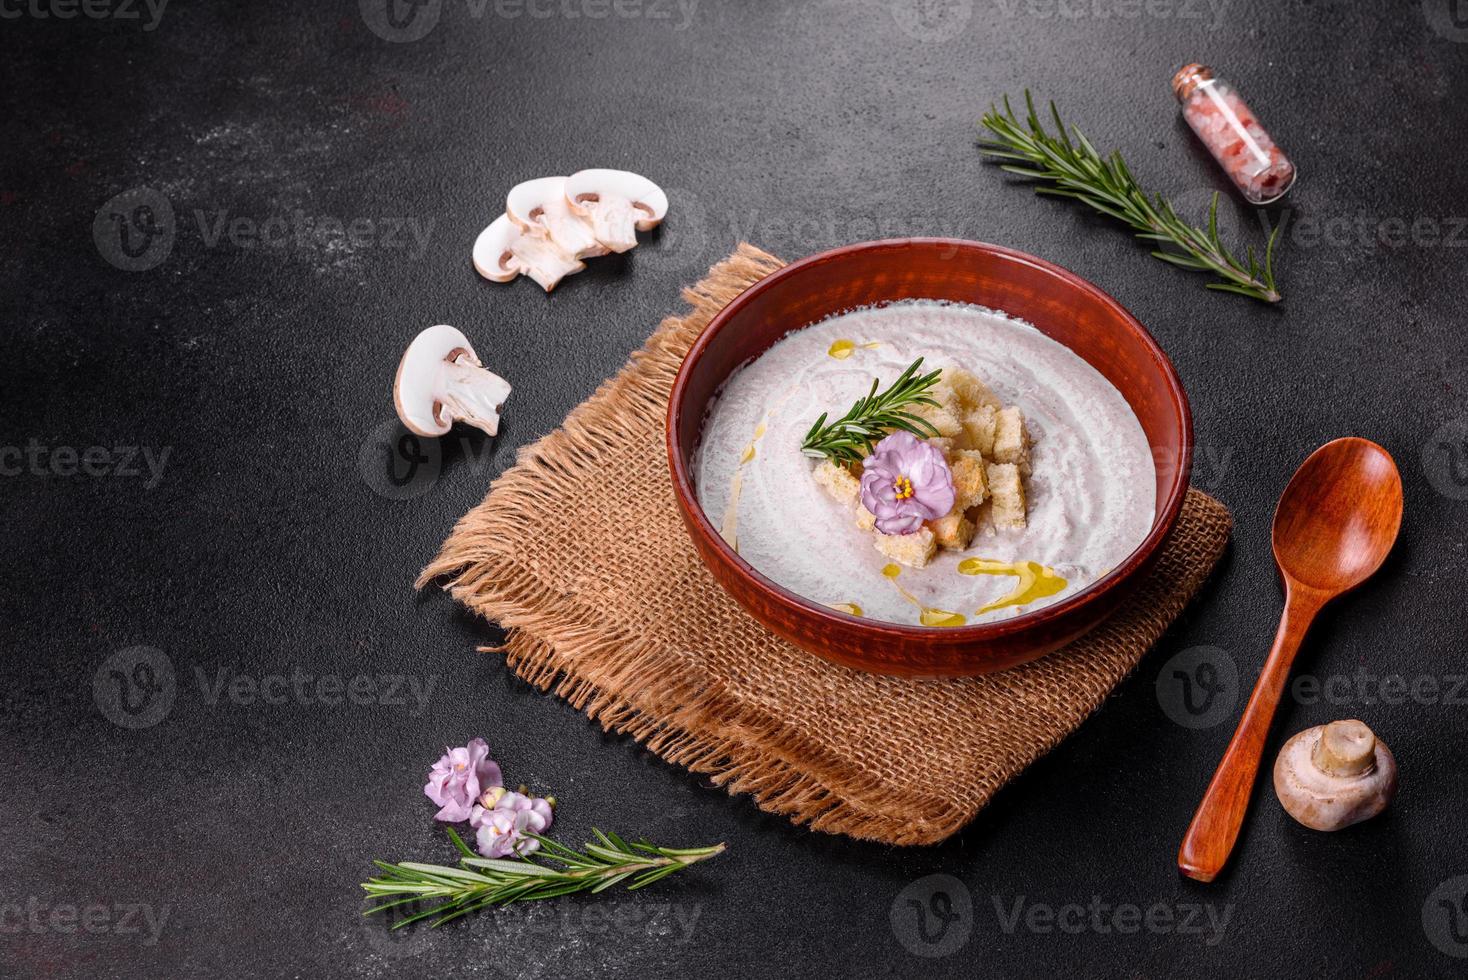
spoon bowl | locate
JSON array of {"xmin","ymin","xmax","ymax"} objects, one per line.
[
  {"xmin": 1178, "ymin": 437, "xmax": 1403, "ymax": 882},
  {"xmin": 1272, "ymin": 438, "xmax": 1404, "ymax": 593}
]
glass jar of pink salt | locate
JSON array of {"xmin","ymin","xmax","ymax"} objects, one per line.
[{"xmin": 1173, "ymin": 63, "xmax": 1296, "ymax": 205}]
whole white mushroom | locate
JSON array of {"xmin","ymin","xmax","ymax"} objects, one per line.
[{"xmin": 1273, "ymin": 719, "xmax": 1397, "ymax": 831}]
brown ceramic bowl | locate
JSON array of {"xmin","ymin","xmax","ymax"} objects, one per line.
[{"xmin": 667, "ymin": 239, "xmax": 1192, "ymax": 676}]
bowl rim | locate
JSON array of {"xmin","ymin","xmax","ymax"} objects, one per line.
[{"xmin": 666, "ymin": 237, "xmax": 1194, "ymax": 641}]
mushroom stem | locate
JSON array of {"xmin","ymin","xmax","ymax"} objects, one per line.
[
  {"xmin": 437, "ymin": 353, "xmax": 512, "ymax": 437},
  {"xmin": 1273, "ymin": 719, "xmax": 1397, "ymax": 831},
  {"xmin": 1311, "ymin": 719, "xmax": 1376, "ymax": 777},
  {"xmin": 394, "ymin": 325, "xmax": 512, "ymax": 439},
  {"xmin": 578, "ymin": 194, "xmax": 640, "ymax": 253},
  {"xmin": 507, "ymin": 176, "xmax": 608, "ymax": 259},
  {"xmin": 563, "ymin": 169, "xmax": 668, "ymax": 254},
  {"xmin": 508, "ymin": 234, "xmax": 585, "ymax": 292}
]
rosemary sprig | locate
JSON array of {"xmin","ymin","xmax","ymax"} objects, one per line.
[
  {"xmin": 800, "ymin": 357, "xmax": 943, "ymax": 466},
  {"xmin": 979, "ymin": 91, "xmax": 1282, "ymax": 303},
  {"xmin": 363, "ymin": 827, "xmax": 726, "ymax": 929}
]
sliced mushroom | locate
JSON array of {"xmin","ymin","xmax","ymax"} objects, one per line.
[
  {"xmin": 393, "ymin": 325, "xmax": 511, "ymax": 438},
  {"xmin": 471, "ymin": 213, "xmax": 584, "ymax": 292},
  {"xmin": 564, "ymin": 169, "xmax": 668, "ymax": 253},
  {"xmin": 1273, "ymin": 719, "xmax": 1398, "ymax": 831},
  {"xmin": 506, "ymin": 176, "xmax": 607, "ymax": 260}
]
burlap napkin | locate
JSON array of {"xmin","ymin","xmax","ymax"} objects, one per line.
[{"xmin": 422, "ymin": 244, "xmax": 1232, "ymax": 846}]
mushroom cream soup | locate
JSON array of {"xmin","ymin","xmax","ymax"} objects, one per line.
[{"xmin": 694, "ymin": 301, "xmax": 1157, "ymax": 628}]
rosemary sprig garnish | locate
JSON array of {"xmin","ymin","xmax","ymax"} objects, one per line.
[
  {"xmin": 800, "ymin": 357, "xmax": 943, "ymax": 466},
  {"xmin": 979, "ymin": 91, "xmax": 1282, "ymax": 303},
  {"xmin": 363, "ymin": 827, "xmax": 726, "ymax": 929}
]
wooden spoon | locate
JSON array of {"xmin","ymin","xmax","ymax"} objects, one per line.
[{"xmin": 1177, "ymin": 438, "xmax": 1403, "ymax": 882}]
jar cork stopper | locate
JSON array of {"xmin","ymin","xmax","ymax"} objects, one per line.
[{"xmin": 1171, "ymin": 63, "xmax": 1214, "ymax": 102}]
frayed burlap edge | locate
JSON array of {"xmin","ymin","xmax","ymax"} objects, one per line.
[{"xmin": 419, "ymin": 243, "xmax": 1232, "ymax": 845}]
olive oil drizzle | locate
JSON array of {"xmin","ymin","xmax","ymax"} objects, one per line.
[
  {"xmin": 826, "ymin": 338, "xmax": 882, "ymax": 360},
  {"xmin": 719, "ymin": 398, "xmax": 791, "ymax": 551},
  {"xmin": 881, "ymin": 563, "xmax": 967, "ymax": 628},
  {"xmin": 958, "ymin": 557, "xmax": 1068, "ymax": 614}
]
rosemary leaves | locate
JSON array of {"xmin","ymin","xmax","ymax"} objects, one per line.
[
  {"xmin": 979, "ymin": 91, "xmax": 1283, "ymax": 303},
  {"xmin": 800, "ymin": 357, "xmax": 943, "ymax": 466},
  {"xmin": 364, "ymin": 827, "xmax": 726, "ymax": 929}
]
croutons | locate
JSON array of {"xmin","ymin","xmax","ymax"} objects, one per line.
[
  {"xmin": 873, "ymin": 526, "xmax": 937, "ymax": 568},
  {"xmin": 928, "ymin": 510, "xmax": 977, "ymax": 551},
  {"xmin": 811, "ymin": 359, "xmax": 1030, "ymax": 562},
  {"xmin": 993, "ymin": 406, "xmax": 1030, "ymax": 474},
  {"xmin": 913, "ymin": 401, "xmax": 964, "ymax": 439},
  {"xmin": 812, "ymin": 459, "xmax": 860, "ymax": 507},
  {"xmin": 959, "ymin": 404, "xmax": 998, "ymax": 456},
  {"xmin": 986, "ymin": 461, "xmax": 1026, "ymax": 529},
  {"xmin": 949, "ymin": 451, "xmax": 989, "ymax": 510},
  {"xmin": 911, "ymin": 375, "xmax": 967, "ymax": 440},
  {"xmin": 943, "ymin": 367, "xmax": 1001, "ymax": 411}
]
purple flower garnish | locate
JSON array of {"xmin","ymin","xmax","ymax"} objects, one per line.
[
  {"xmin": 423, "ymin": 738, "xmax": 503, "ymax": 823},
  {"xmin": 469, "ymin": 791, "xmax": 555, "ymax": 858},
  {"xmin": 858, "ymin": 431, "xmax": 955, "ymax": 535}
]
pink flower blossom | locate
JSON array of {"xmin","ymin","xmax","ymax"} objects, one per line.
[
  {"xmin": 858, "ymin": 431, "xmax": 955, "ymax": 535},
  {"xmin": 423, "ymin": 738, "xmax": 503, "ymax": 823},
  {"xmin": 469, "ymin": 791, "xmax": 554, "ymax": 858}
]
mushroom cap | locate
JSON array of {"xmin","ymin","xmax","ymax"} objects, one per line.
[
  {"xmin": 506, "ymin": 176, "xmax": 570, "ymax": 231},
  {"xmin": 1273, "ymin": 720, "xmax": 1398, "ymax": 832},
  {"xmin": 471, "ymin": 214, "xmax": 520, "ymax": 282},
  {"xmin": 393, "ymin": 324, "xmax": 478, "ymax": 438},
  {"xmin": 564, "ymin": 169, "xmax": 668, "ymax": 230}
]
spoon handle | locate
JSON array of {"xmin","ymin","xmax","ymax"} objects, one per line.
[{"xmin": 1177, "ymin": 584, "xmax": 1326, "ymax": 882}]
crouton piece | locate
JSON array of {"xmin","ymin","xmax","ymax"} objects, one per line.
[
  {"xmin": 927, "ymin": 436, "xmax": 955, "ymax": 456},
  {"xmin": 949, "ymin": 451, "xmax": 989, "ymax": 510},
  {"xmin": 925, "ymin": 370, "xmax": 962, "ymax": 413},
  {"xmin": 943, "ymin": 367, "xmax": 1002, "ymax": 411},
  {"xmin": 993, "ymin": 406, "xmax": 1030, "ymax": 473},
  {"xmin": 914, "ymin": 401, "xmax": 964, "ymax": 440},
  {"xmin": 854, "ymin": 505, "xmax": 877, "ymax": 532},
  {"xmin": 873, "ymin": 527, "xmax": 937, "ymax": 568},
  {"xmin": 813, "ymin": 459, "xmax": 860, "ymax": 507},
  {"xmin": 928, "ymin": 510, "xmax": 977, "ymax": 551},
  {"xmin": 960, "ymin": 404, "xmax": 999, "ymax": 456},
  {"xmin": 985, "ymin": 462, "xmax": 1027, "ymax": 529}
]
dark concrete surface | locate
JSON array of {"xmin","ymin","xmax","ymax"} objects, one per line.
[{"xmin": 3, "ymin": 1, "xmax": 1467, "ymax": 976}]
